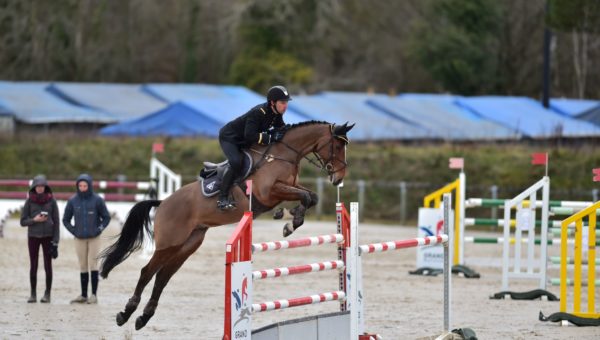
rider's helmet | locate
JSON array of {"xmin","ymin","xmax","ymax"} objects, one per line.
[{"xmin": 267, "ymin": 85, "xmax": 292, "ymax": 102}]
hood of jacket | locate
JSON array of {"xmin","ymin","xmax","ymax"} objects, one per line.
[
  {"xmin": 29, "ymin": 175, "xmax": 52, "ymax": 194},
  {"xmin": 28, "ymin": 175, "xmax": 53, "ymax": 204},
  {"xmin": 76, "ymin": 173, "xmax": 94, "ymax": 199},
  {"xmin": 29, "ymin": 175, "xmax": 52, "ymax": 193}
]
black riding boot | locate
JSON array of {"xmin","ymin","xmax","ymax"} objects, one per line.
[
  {"xmin": 28, "ymin": 275, "xmax": 36, "ymax": 303},
  {"xmin": 217, "ymin": 170, "xmax": 236, "ymax": 211},
  {"xmin": 81, "ymin": 272, "xmax": 89, "ymax": 298}
]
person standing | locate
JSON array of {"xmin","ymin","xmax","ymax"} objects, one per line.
[
  {"xmin": 63, "ymin": 174, "xmax": 111, "ymax": 304},
  {"xmin": 20, "ymin": 175, "xmax": 60, "ymax": 303}
]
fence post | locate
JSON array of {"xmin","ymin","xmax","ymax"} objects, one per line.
[
  {"xmin": 490, "ymin": 185, "xmax": 498, "ymax": 220},
  {"xmin": 117, "ymin": 174, "xmax": 126, "ymax": 196},
  {"xmin": 357, "ymin": 180, "xmax": 365, "ymax": 220},
  {"xmin": 399, "ymin": 181, "xmax": 407, "ymax": 224},
  {"xmin": 316, "ymin": 177, "xmax": 324, "ymax": 219}
]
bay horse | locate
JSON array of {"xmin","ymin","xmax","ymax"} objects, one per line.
[{"xmin": 99, "ymin": 121, "xmax": 354, "ymax": 330}]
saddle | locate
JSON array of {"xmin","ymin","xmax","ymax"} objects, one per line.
[{"xmin": 198, "ymin": 150, "xmax": 254, "ymax": 197}]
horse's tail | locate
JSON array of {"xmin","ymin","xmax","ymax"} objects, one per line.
[{"xmin": 99, "ymin": 200, "xmax": 161, "ymax": 279}]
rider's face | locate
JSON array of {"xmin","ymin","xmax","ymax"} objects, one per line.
[{"xmin": 272, "ymin": 100, "xmax": 288, "ymax": 114}]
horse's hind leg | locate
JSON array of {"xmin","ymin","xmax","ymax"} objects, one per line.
[
  {"xmin": 135, "ymin": 227, "xmax": 208, "ymax": 330},
  {"xmin": 116, "ymin": 248, "xmax": 178, "ymax": 326}
]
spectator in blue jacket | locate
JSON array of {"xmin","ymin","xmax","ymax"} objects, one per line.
[
  {"xmin": 63, "ymin": 174, "xmax": 111, "ymax": 304},
  {"xmin": 20, "ymin": 175, "xmax": 60, "ymax": 303}
]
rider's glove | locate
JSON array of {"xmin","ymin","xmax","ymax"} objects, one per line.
[
  {"xmin": 270, "ymin": 129, "xmax": 285, "ymax": 142},
  {"xmin": 258, "ymin": 132, "xmax": 272, "ymax": 145}
]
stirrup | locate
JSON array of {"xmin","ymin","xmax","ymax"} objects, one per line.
[{"xmin": 217, "ymin": 199, "xmax": 236, "ymax": 211}]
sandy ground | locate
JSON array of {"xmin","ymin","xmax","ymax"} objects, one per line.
[{"xmin": 1, "ymin": 215, "xmax": 600, "ymax": 340}]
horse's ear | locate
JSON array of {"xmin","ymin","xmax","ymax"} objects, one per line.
[{"xmin": 336, "ymin": 122, "xmax": 354, "ymax": 134}]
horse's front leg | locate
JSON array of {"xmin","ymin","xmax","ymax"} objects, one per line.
[
  {"xmin": 270, "ymin": 182, "xmax": 318, "ymax": 237},
  {"xmin": 273, "ymin": 184, "xmax": 318, "ymax": 221}
]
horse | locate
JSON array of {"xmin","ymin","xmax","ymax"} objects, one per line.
[{"xmin": 99, "ymin": 121, "xmax": 354, "ymax": 330}]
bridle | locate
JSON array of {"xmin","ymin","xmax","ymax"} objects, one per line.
[
  {"xmin": 250, "ymin": 125, "xmax": 348, "ymax": 176},
  {"xmin": 305, "ymin": 133, "xmax": 348, "ymax": 175}
]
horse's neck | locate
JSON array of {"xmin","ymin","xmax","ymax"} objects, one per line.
[{"xmin": 285, "ymin": 125, "xmax": 328, "ymax": 157}]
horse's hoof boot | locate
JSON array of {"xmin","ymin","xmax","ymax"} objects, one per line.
[
  {"xmin": 116, "ymin": 312, "xmax": 128, "ymax": 326},
  {"xmin": 135, "ymin": 315, "xmax": 148, "ymax": 330}
]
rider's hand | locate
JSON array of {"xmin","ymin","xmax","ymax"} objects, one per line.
[
  {"xmin": 271, "ymin": 130, "xmax": 285, "ymax": 142},
  {"xmin": 258, "ymin": 132, "xmax": 272, "ymax": 145}
]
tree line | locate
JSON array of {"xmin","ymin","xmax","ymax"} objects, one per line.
[{"xmin": 1, "ymin": 0, "xmax": 599, "ymax": 99}]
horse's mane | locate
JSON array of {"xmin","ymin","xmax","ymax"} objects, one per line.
[{"xmin": 285, "ymin": 120, "xmax": 331, "ymax": 131}]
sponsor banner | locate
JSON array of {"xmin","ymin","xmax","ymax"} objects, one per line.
[
  {"xmin": 230, "ymin": 261, "xmax": 252, "ymax": 339},
  {"xmin": 417, "ymin": 208, "xmax": 453, "ymax": 270}
]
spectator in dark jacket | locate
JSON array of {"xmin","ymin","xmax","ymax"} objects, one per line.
[
  {"xmin": 20, "ymin": 175, "xmax": 60, "ymax": 303},
  {"xmin": 63, "ymin": 173, "xmax": 111, "ymax": 304}
]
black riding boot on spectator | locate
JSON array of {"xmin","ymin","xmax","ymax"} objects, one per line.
[
  {"xmin": 28, "ymin": 276, "xmax": 36, "ymax": 303},
  {"xmin": 217, "ymin": 170, "xmax": 236, "ymax": 211}
]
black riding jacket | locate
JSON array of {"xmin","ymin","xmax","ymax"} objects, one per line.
[{"xmin": 219, "ymin": 102, "xmax": 285, "ymax": 147}]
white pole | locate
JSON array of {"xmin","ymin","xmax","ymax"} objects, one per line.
[
  {"xmin": 459, "ymin": 171, "xmax": 466, "ymax": 265},
  {"xmin": 442, "ymin": 193, "xmax": 452, "ymax": 333},
  {"xmin": 349, "ymin": 202, "xmax": 361, "ymax": 339}
]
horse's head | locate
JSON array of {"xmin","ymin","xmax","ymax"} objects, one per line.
[{"xmin": 313, "ymin": 122, "xmax": 355, "ymax": 186}]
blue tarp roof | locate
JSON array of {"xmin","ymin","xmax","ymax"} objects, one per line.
[
  {"xmin": 141, "ymin": 83, "xmax": 264, "ymax": 102},
  {"xmin": 183, "ymin": 97, "xmax": 314, "ymax": 125},
  {"xmin": 99, "ymin": 101, "xmax": 221, "ymax": 137},
  {"xmin": 47, "ymin": 82, "xmax": 167, "ymax": 121},
  {"xmin": 455, "ymin": 96, "xmax": 600, "ymax": 138},
  {"xmin": 367, "ymin": 93, "xmax": 518, "ymax": 140},
  {"xmin": 289, "ymin": 92, "xmax": 431, "ymax": 140},
  {"xmin": 0, "ymin": 81, "xmax": 117, "ymax": 124},
  {"xmin": 576, "ymin": 105, "xmax": 600, "ymax": 126},
  {"xmin": 549, "ymin": 98, "xmax": 600, "ymax": 117},
  {"xmin": 139, "ymin": 83, "xmax": 316, "ymax": 125}
]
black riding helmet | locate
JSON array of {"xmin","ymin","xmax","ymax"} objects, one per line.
[{"xmin": 267, "ymin": 85, "xmax": 292, "ymax": 102}]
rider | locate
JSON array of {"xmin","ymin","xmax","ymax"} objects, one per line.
[{"xmin": 216, "ymin": 85, "xmax": 292, "ymax": 211}]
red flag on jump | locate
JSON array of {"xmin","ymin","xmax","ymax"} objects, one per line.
[
  {"xmin": 449, "ymin": 157, "xmax": 464, "ymax": 169},
  {"xmin": 152, "ymin": 142, "xmax": 164, "ymax": 153},
  {"xmin": 246, "ymin": 180, "xmax": 253, "ymax": 196},
  {"xmin": 593, "ymin": 168, "xmax": 600, "ymax": 182},
  {"xmin": 531, "ymin": 153, "xmax": 547, "ymax": 165}
]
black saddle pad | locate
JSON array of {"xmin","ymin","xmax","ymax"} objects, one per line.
[{"xmin": 199, "ymin": 151, "xmax": 253, "ymax": 197}]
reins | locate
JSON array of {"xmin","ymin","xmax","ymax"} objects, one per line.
[{"xmin": 249, "ymin": 125, "xmax": 348, "ymax": 175}]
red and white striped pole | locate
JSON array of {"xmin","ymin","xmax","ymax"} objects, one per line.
[{"xmin": 251, "ymin": 234, "xmax": 344, "ymax": 253}]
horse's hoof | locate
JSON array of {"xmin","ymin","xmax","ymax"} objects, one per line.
[
  {"xmin": 273, "ymin": 208, "xmax": 284, "ymax": 220},
  {"xmin": 135, "ymin": 315, "xmax": 149, "ymax": 330},
  {"xmin": 116, "ymin": 312, "xmax": 129, "ymax": 326},
  {"xmin": 283, "ymin": 223, "xmax": 293, "ymax": 237}
]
